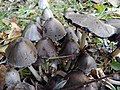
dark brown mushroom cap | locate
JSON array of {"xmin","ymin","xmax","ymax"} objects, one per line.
[
  {"xmin": 76, "ymin": 53, "xmax": 96, "ymax": 74},
  {"xmin": 43, "ymin": 18, "xmax": 66, "ymax": 42},
  {"xmin": 7, "ymin": 82, "xmax": 35, "ymax": 90},
  {"xmin": 63, "ymin": 71, "xmax": 98, "ymax": 90},
  {"xmin": 64, "ymin": 12, "xmax": 116, "ymax": 38},
  {"xmin": 59, "ymin": 40, "xmax": 80, "ymax": 56},
  {"xmin": 63, "ymin": 71, "xmax": 88, "ymax": 89},
  {"xmin": 24, "ymin": 23, "xmax": 42, "ymax": 41},
  {"xmin": 5, "ymin": 37, "xmax": 37, "ymax": 68},
  {"xmin": 36, "ymin": 37, "xmax": 57, "ymax": 59}
]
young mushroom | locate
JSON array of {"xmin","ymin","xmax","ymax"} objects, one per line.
[
  {"xmin": 43, "ymin": 18, "xmax": 66, "ymax": 42},
  {"xmin": 35, "ymin": 37, "xmax": 57, "ymax": 75},
  {"xmin": 64, "ymin": 26, "xmax": 78, "ymax": 43},
  {"xmin": 59, "ymin": 39, "xmax": 80, "ymax": 58},
  {"xmin": 64, "ymin": 10, "xmax": 116, "ymax": 50},
  {"xmin": 76, "ymin": 53, "xmax": 97, "ymax": 74},
  {"xmin": 5, "ymin": 68, "xmax": 21, "ymax": 87},
  {"xmin": 5, "ymin": 37, "xmax": 41, "ymax": 81},
  {"xmin": 24, "ymin": 22, "xmax": 42, "ymax": 41},
  {"xmin": 62, "ymin": 71, "xmax": 98, "ymax": 90}
]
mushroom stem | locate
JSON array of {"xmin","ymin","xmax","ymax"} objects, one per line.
[
  {"xmin": 39, "ymin": 65, "xmax": 43, "ymax": 76},
  {"xmin": 108, "ymin": 78, "xmax": 120, "ymax": 85},
  {"xmin": 80, "ymin": 31, "xmax": 88, "ymax": 50},
  {"xmin": 28, "ymin": 65, "xmax": 41, "ymax": 81}
]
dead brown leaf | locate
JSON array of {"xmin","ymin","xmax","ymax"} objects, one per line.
[
  {"xmin": 11, "ymin": 22, "xmax": 22, "ymax": 31},
  {"xmin": 0, "ymin": 65, "xmax": 7, "ymax": 90}
]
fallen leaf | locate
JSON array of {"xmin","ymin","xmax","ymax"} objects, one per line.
[
  {"xmin": 0, "ymin": 45, "xmax": 8, "ymax": 53},
  {"xmin": 11, "ymin": 22, "xmax": 22, "ymax": 31},
  {"xmin": 0, "ymin": 65, "xmax": 7, "ymax": 90}
]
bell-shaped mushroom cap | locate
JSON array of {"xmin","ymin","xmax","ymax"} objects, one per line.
[
  {"xmin": 38, "ymin": 0, "xmax": 49, "ymax": 9},
  {"xmin": 63, "ymin": 71, "xmax": 98, "ymax": 90},
  {"xmin": 64, "ymin": 71, "xmax": 88, "ymax": 88},
  {"xmin": 5, "ymin": 37, "xmax": 37, "ymax": 67},
  {"xmin": 42, "ymin": 8, "xmax": 54, "ymax": 20},
  {"xmin": 36, "ymin": 37, "xmax": 57, "ymax": 59},
  {"xmin": 64, "ymin": 12, "xmax": 116, "ymax": 38},
  {"xmin": 64, "ymin": 26, "xmax": 78, "ymax": 42},
  {"xmin": 59, "ymin": 40, "xmax": 80, "ymax": 56},
  {"xmin": 7, "ymin": 82, "xmax": 35, "ymax": 90},
  {"xmin": 5, "ymin": 69, "xmax": 21, "ymax": 86},
  {"xmin": 24, "ymin": 23, "xmax": 42, "ymax": 41},
  {"xmin": 43, "ymin": 18, "xmax": 66, "ymax": 42},
  {"xmin": 76, "ymin": 53, "xmax": 96, "ymax": 74}
]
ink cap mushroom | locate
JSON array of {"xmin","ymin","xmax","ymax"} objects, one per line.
[
  {"xmin": 76, "ymin": 53, "xmax": 97, "ymax": 74},
  {"xmin": 64, "ymin": 10, "xmax": 116, "ymax": 50},
  {"xmin": 24, "ymin": 22, "xmax": 42, "ymax": 41},
  {"xmin": 5, "ymin": 37, "xmax": 41, "ymax": 81},
  {"xmin": 43, "ymin": 18, "xmax": 66, "ymax": 42},
  {"xmin": 63, "ymin": 70, "xmax": 98, "ymax": 90}
]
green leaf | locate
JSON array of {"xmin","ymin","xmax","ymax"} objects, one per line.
[{"xmin": 110, "ymin": 61, "xmax": 120, "ymax": 70}]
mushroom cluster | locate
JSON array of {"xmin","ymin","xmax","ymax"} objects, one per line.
[{"xmin": 0, "ymin": 0, "xmax": 120, "ymax": 90}]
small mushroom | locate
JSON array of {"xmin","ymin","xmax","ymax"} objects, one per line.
[
  {"xmin": 43, "ymin": 18, "xmax": 66, "ymax": 42},
  {"xmin": 35, "ymin": 37, "xmax": 57, "ymax": 76},
  {"xmin": 64, "ymin": 11, "xmax": 116, "ymax": 50},
  {"xmin": 64, "ymin": 26, "xmax": 78, "ymax": 43},
  {"xmin": 59, "ymin": 39, "xmax": 80, "ymax": 57},
  {"xmin": 42, "ymin": 8, "xmax": 54, "ymax": 20},
  {"xmin": 5, "ymin": 68, "xmax": 21, "ymax": 87},
  {"xmin": 24, "ymin": 23, "xmax": 42, "ymax": 41},
  {"xmin": 7, "ymin": 82, "xmax": 35, "ymax": 90},
  {"xmin": 76, "ymin": 53, "xmax": 97, "ymax": 74},
  {"xmin": 63, "ymin": 71, "xmax": 98, "ymax": 90},
  {"xmin": 38, "ymin": 0, "xmax": 49, "ymax": 9},
  {"xmin": 36, "ymin": 37, "xmax": 57, "ymax": 60},
  {"xmin": 5, "ymin": 37, "xmax": 41, "ymax": 81}
]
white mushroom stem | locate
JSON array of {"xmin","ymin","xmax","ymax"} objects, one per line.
[
  {"xmin": 80, "ymin": 31, "xmax": 88, "ymax": 50},
  {"xmin": 39, "ymin": 65, "xmax": 43, "ymax": 76},
  {"xmin": 107, "ymin": 78, "xmax": 120, "ymax": 85},
  {"xmin": 28, "ymin": 65, "xmax": 41, "ymax": 81}
]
